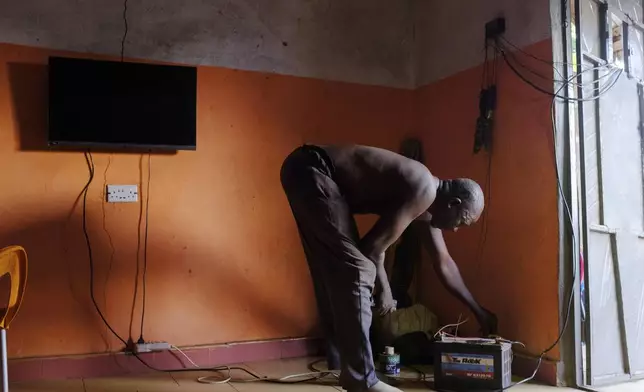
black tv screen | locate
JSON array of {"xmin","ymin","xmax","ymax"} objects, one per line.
[{"xmin": 48, "ymin": 56, "xmax": 197, "ymax": 151}]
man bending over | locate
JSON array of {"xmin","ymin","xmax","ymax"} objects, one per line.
[{"xmin": 280, "ymin": 144, "xmax": 496, "ymax": 392}]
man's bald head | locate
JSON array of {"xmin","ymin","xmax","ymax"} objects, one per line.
[
  {"xmin": 429, "ymin": 178, "xmax": 485, "ymax": 231},
  {"xmin": 448, "ymin": 178, "xmax": 485, "ymax": 221}
]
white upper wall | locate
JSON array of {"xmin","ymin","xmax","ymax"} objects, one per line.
[
  {"xmin": 414, "ymin": 0, "xmax": 553, "ymax": 86},
  {"xmin": 0, "ymin": 0, "xmax": 553, "ymax": 89},
  {"xmin": 0, "ymin": 0, "xmax": 415, "ymax": 88}
]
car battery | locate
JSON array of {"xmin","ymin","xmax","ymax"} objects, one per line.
[{"xmin": 434, "ymin": 336, "xmax": 512, "ymax": 391}]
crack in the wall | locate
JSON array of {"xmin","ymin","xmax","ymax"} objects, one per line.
[
  {"xmin": 0, "ymin": 0, "xmax": 415, "ymax": 88},
  {"xmin": 0, "ymin": 0, "xmax": 554, "ymax": 89}
]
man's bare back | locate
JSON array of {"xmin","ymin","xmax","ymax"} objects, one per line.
[{"xmin": 322, "ymin": 145, "xmax": 438, "ymax": 216}]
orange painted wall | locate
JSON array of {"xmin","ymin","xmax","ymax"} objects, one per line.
[
  {"xmin": 414, "ymin": 40, "xmax": 561, "ymax": 359},
  {"xmin": 0, "ymin": 39, "xmax": 561, "ymax": 361},
  {"xmin": 0, "ymin": 43, "xmax": 413, "ymax": 358}
]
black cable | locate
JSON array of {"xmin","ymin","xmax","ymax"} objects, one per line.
[
  {"xmin": 498, "ymin": 36, "xmax": 587, "ymax": 71},
  {"xmin": 490, "ymin": 42, "xmax": 499, "ymax": 86},
  {"xmin": 120, "ymin": 0, "xmax": 129, "ymax": 62},
  {"xmin": 82, "ymin": 152, "xmax": 128, "ymax": 347},
  {"xmin": 496, "ymin": 43, "xmax": 623, "ymax": 102},
  {"xmin": 499, "ymin": 36, "xmax": 558, "ymax": 66},
  {"xmin": 481, "ymin": 41, "xmax": 490, "ymax": 89},
  {"xmin": 499, "ymin": 48, "xmax": 566, "ymax": 97},
  {"xmin": 475, "ymin": 37, "xmax": 499, "ymax": 273},
  {"xmin": 497, "ymin": 42, "xmax": 557, "ymax": 82},
  {"xmin": 476, "ymin": 148, "xmax": 493, "ymax": 269},
  {"xmin": 139, "ymin": 153, "xmax": 151, "ymax": 341},
  {"xmin": 495, "ymin": 39, "xmax": 617, "ymax": 89}
]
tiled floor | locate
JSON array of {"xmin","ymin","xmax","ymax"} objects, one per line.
[{"xmin": 9, "ymin": 356, "xmax": 641, "ymax": 391}]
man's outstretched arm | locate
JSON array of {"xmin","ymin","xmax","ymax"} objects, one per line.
[{"xmin": 411, "ymin": 219, "xmax": 497, "ymax": 335}]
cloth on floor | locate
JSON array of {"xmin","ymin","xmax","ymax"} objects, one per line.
[
  {"xmin": 373, "ymin": 304, "xmax": 438, "ymax": 346},
  {"xmin": 371, "ymin": 304, "xmax": 437, "ymax": 366}
]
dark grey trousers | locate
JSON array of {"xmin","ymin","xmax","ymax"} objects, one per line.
[{"xmin": 280, "ymin": 145, "xmax": 378, "ymax": 391}]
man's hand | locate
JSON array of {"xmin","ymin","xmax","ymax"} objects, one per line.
[
  {"xmin": 370, "ymin": 254, "xmax": 396, "ymax": 317},
  {"xmin": 376, "ymin": 289, "xmax": 397, "ymax": 316},
  {"xmin": 476, "ymin": 308, "xmax": 498, "ymax": 337}
]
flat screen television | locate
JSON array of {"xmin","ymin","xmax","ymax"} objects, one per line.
[{"xmin": 48, "ymin": 56, "xmax": 197, "ymax": 151}]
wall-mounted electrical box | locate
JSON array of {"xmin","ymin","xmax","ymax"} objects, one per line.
[{"xmin": 485, "ymin": 17, "xmax": 506, "ymax": 40}]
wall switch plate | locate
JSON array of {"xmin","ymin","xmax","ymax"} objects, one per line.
[{"xmin": 106, "ymin": 185, "xmax": 138, "ymax": 203}]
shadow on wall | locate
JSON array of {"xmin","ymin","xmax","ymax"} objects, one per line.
[
  {"xmin": 8, "ymin": 63, "xmax": 49, "ymax": 152},
  {"xmin": 0, "ymin": 202, "xmax": 313, "ymax": 357},
  {"xmin": 0, "ymin": 212, "xmax": 123, "ymax": 354},
  {"xmin": 2, "ymin": 62, "xmax": 312, "ymax": 357}
]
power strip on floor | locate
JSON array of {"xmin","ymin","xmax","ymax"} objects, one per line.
[{"xmin": 133, "ymin": 341, "xmax": 172, "ymax": 353}]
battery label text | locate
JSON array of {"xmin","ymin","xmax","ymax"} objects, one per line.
[{"xmin": 441, "ymin": 353, "xmax": 495, "ymax": 380}]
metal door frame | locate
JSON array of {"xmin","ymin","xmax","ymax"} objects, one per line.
[
  {"xmin": 577, "ymin": 0, "xmax": 644, "ymax": 387},
  {"xmin": 554, "ymin": 0, "xmax": 644, "ymax": 387},
  {"xmin": 550, "ymin": 0, "xmax": 585, "ymax": 387}
]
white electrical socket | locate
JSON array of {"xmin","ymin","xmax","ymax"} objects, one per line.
[
  {"xmin": 106, "ymin": 185, "xmax": 138, "ymax": 203},
  {"xmin": 134, "ymin": 341, "xmax": 172, "ymax": 353}
]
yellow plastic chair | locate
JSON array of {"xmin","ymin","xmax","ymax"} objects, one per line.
[{"xmin": 0, "ymin": 246, "xmax": 27, "ymax": 392}]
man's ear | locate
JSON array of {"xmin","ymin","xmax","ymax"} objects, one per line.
[{"xmin": 448, "ymin": 197, "xmax": 462, "ymax": 208}]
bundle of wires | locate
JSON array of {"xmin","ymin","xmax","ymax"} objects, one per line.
[
  {"xmin": 171, "ymin": 346, "xmax": 339, "ymax": 385},
  {"xmin": 486, "ymin": 37, "xmax": 623, "ymax": 391},
  {"xmin": 81, "ymin": 152, "xmax": 129, "ymax": 348},
  {"xmin": 474, "ymin": 38, "xmax": 499, "ymax": 287}
]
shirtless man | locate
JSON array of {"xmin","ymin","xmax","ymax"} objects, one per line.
[{"xmin": 280, "ymin": 144, "xmax": 496, "ymax": 392}]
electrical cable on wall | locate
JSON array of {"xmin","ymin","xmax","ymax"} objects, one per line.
[
  {"xmin": 101, "ymin": 156, "xmax": 116, "ymax": 326},
  {"xmin": 495, "ymin": 39, "xmax": 622, "ymax": 101},
  {"xmin": 115, "ymin": 0, "xmax": 152, "ymax": 346},
  {"xmin": 139, "ymin": 153, "xmax": 151, "ymax": 343},
  {"xmin": 474, "ymin": 41, "xmax": 498, "ymax": 154},
  {"xmin": 82, "ymin": 152, "xmax": 128, "ymax": 346},
  {"xmin": 474, "ymin": 34, "xmax": 499, "ymax": 280},
  {"xmin": 486, "ymin": 37, "xmax": 622, "ymax": 391}
]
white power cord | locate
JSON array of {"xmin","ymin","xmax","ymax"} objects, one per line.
[
  {"xmin": 169, "ymin": 345, "xmax": 340, "ymax": 385},
  {"xmin": 433, "ymin": 318, "xmax": 470, "ymax": 339},
  {"xmin": 171, "ymin": 345, "xmax": 199, "ymax": 368}
]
